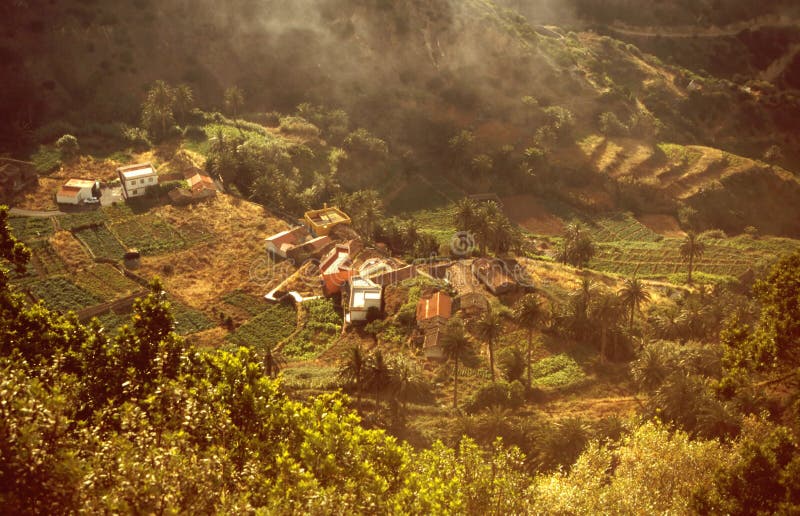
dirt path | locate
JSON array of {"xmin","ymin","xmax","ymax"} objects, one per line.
[
  {"xmin": 540, "ymin": 395, "xmax": 642, "ymax": 418},
  {"xmin": 761, "ymin": 42, "xmax": 800, "ymax": 82},
  {"xmin": 9, "ymin": 207, "xmax": 64, "ymax": 217},
  {"xmin": 608, "ymin": 15, "xmax": 799, "ymax": 39}
]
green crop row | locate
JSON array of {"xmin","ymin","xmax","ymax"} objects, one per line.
[
  {"xmin": 227, "ymin": 303, "xmax": 297, "ymax": 351},
  {"xmin": 26, "ymin": 276, "xmax": 101, "ymax": 313},
  {"xmin": 74, "ymin": 225, "xmax": 126, "ymax": 259}
]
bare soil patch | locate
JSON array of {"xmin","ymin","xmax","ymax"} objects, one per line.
[
  {"xmin": 136, "ymin": 195, "xmax": 292, "ymax": 314},
  {"xmin": 49, "ymin": 230, "xmax": 93, "ymax": 271},
  {"xmin": 637, "ymin": 214, "xmax": 685, "ymax": 237},
  {"xmin": 501, "ymin": 195, "xmax": 565, "ymax": 235}
]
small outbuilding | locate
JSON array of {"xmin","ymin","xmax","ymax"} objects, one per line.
[
  {"xmin": 56, "ymin": 179, "xmax": 98, "ymax": 205},
  {"xmin": 304, "ymin": 204, "xmax": 351, "ymax": 236}
]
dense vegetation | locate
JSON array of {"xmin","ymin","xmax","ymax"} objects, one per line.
[
  {"xmin": 3, "ymin": 197, "xmax": 800, "ymax": 513},
  {"xmin": 4, "ymin": 0, "xmax": 800, "ymax": 512}
]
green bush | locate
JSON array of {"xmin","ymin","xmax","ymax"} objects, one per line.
[
  {"xmin": 56, "ymin": 134, "xmax": 80, "ymax": 158},
  {"xmin": 121, "ymin": 125, "xmax": 152, "ymax": 150},
  {"xmin": 464, "ymin": 380, "xmax": 525, "ymax": 413},
  {"xmin": 530, "ymin": 354, "xmax": 588, "ymax": 390},
  {"xmin": 599, "ymin": 112, "xmax": 628, "ymax": 136},
  {"xmin": 278, "ymin": 116, "xmax": 320, "ymax": 138},
  {"xmin": 182, "ymin": 125, "xmax": 206, "ymax": 141},
  {"xmin": 31, "ymin": 145, "xmax": 62, "ymax": 173}
]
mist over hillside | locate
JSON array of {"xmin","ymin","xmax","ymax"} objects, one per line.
[{"xmin": 4, "ymin": 2, "xmax": 800, "ymax": 514}]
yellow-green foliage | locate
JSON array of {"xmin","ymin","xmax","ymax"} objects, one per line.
[{"xmin": 532, "ymin": 421, "xmax": 725, "ymax": 513}]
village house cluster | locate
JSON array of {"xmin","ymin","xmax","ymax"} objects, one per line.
[
  {"xmin": 263, "ymin": 206, "xmax": 532, "ymax": 360},
  {"xmin": 54, "ymin": 162, "xmax": 218, "ymax": 208}
]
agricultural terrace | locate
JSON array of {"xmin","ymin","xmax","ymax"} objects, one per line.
[
  {"xmin": 74, "ymin": 264, "xmax": 142, "ymax": 301},
  {"xmin": 74, "ymin": 225, "xmax": 126, "ymax": 260},
  {"xmin": 25, "ymin": 276, "xmax": 100, "ymax": 312},
  {"xmin": 589, "ymin": 235, "xmax": 800, "ymax": 280},
  {"xmin": 226, "ymin": 303, "xmax": 297, "ymax": 351}
]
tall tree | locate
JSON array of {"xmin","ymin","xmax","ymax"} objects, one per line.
[
  {"xmin": 475, "ymin": 308, "xmax": 503, "ymax": 382},
  {"xmin": 366, "ymin": 349, "xmax": 392, "ymax": 410},
  {"xmin": 680, "ymin": 231, "xmax": 705, "ymax": 284},
  {"xmin": 141, "ymin": 80, "xmax": 176, "ymax": 140},
  {"xmin": 590, "ymin": 292, "xmax": 623, "ymax": 362},
  {"xmin": 618, "ymin": 277, "xmax": 651, "ymax": 332},
  {"xmin": 173, "ymin": 84, "xmax": 194, "ymax": 125},
  {"xmin": 513, "ymin": 294, "xmax": 544, "ymax": 393},
  {"xmin": 454, "ymin": 197, "xmax": 480, "ymax": 233},
  {"xmin": 223, "ymin": 86, "xmax": 245, "ymax": 134},
  {"xmin": 561, "ymin": 222, "xmax": 595, "ymax": 267},
  {"xmin": 338, "ymin": 345, "xmax": 367, "ymax": 406},
  {"xmin": 568, "ymin": 277, "xmax": 596, "ymax": 338},
  {"xmin": 441, "ymin": 319, "xmax": 473, "ymax": 410}
]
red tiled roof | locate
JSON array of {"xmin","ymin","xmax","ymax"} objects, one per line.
[
  {"xmin": 187, "ymin": 173, "xmax": 215, "ymax": 192},
  {"xmin": 265, "ymin": 227, "xmax": 307, "ymax": 247},
  {"xmin": 416, "ymin": 291, "xmax": 453, "ymax": 322},
  {"xmin": 57, "ymin": 185, "xmax": 81, "ymax": 198}
]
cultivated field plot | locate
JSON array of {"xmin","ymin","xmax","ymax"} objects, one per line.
[
  {"xmin": 27, "ymin": 240, "xmax": 69, "ymax": 278},
  {"xmin": 590, "ymin": 241, "xmax": 758, "ymax": 278},
  {"xmin": 8, "ymin": 216, "xmax": 54, "ymax": 242},
  {"xmin": 75, "ymin": 264, "xmax": 142, "ymax": 301},
  {"xmin": 281, "ymin": 298, "xmax": 342, "ymax": 360},
  {"xmin": 109, "ymin": 216, "xmax": 186, "ymax": 255},
  {"xmin": 221, "ymin": 290, "xmax": 270, "ymax": 317},
  {"xmin": 171, "ymin": 301, "xmax": 216, "ymax": 336},
  {"xmin": 58, "ymin": 211, "xmax": 106, "ymax": 231},
  {"xmin": 74, "ymin": 225, "xmax": 126, "ymax": 260},
  {"xmin": 226, "ymin": 303, "xmax": 297, "ymax": 350},
  {"xmin": 588, "ymin": 214, "xmax": 661, "ymax": 243},
  {"xmin": 25, "ymin": 276, "xmax": 101, "ymax": 312}
]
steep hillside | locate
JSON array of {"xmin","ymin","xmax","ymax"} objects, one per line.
[{"xmin": 4, "ymin": 0, "xmax": 800, "ymax": 235}]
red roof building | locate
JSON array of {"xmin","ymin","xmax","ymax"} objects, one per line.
[
  {"xmin": 416, "ymin": 291, "xmax": 453, "ymax": 328},
  {"xmin": 265, "ymin": 227, "xmax": 309, "ymax": 259}
]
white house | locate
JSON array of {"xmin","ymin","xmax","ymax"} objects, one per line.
[
  {"xmin": 346, "ymin": 277, "xmax": 382, "ymax": 323},
  {"xmin": 56, "ymin": 179, "xmax": 97, "ymax": 205},
  {"xmin": 117, "ymin": 163, "xmax": 158, "ymax": 199}
]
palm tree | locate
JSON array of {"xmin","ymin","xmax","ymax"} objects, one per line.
[
  {"xmin": 366, "ymin": 349, "xmax": 392, "ymax": 410},
  {"xmin": 560, "ymin": 222, "xmax": 596, "ymax": 267},
  {"xmin": 388, "ymin": 355, "xmax": 429, "ymax": 421},
  {"xmin": 631, "ymin": 341, "xmax": 677, "ymax": 392},
  {"xmin": 173, "ymin": 84, "xmax": 194, "ymax": 125},
  {"xmin": 224, "ymin": 86, "xmax": 245, "ymax": 134},
  {"xmin": 454, "ymin": 197, "xmax": 480, "ymax": 233},
  {"xmin": 680, "ymin": 231, "xmax": 705, "ymax": 284},
  {"xmin": 475, "ymin": 308, "xmax": 504, "ymax": 382},
  {"xmin": 262, "ymin": 347, "xmax": 286, "ymax": 378},
  {"xmin": 568, "ymin": 277, "xmax": 596, "ymax": 337},
  {"xmin": 337, "ymin": 345, "xmax": 367, "ymax": 406},
  {"xmin": 618, "ymin": 277, "xmax": 651, "ymax": 332},
  {"xmin": 513, "ymin": 294, "xmax": 544, "ymax": 393},
  {"xmin": 441, "ymin": 320, "xmax": 474, "ymax": 410},
  {"xmin": 590, "ymin": 292, "xmax": 622, "ymax": 362},
  {"xmin": 141, "ymin": 80, "xmax": 176, "ymax": 140},
  {"xmin": 475, "ymin": 201, "xmax": 504, "ymax": 255}
]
